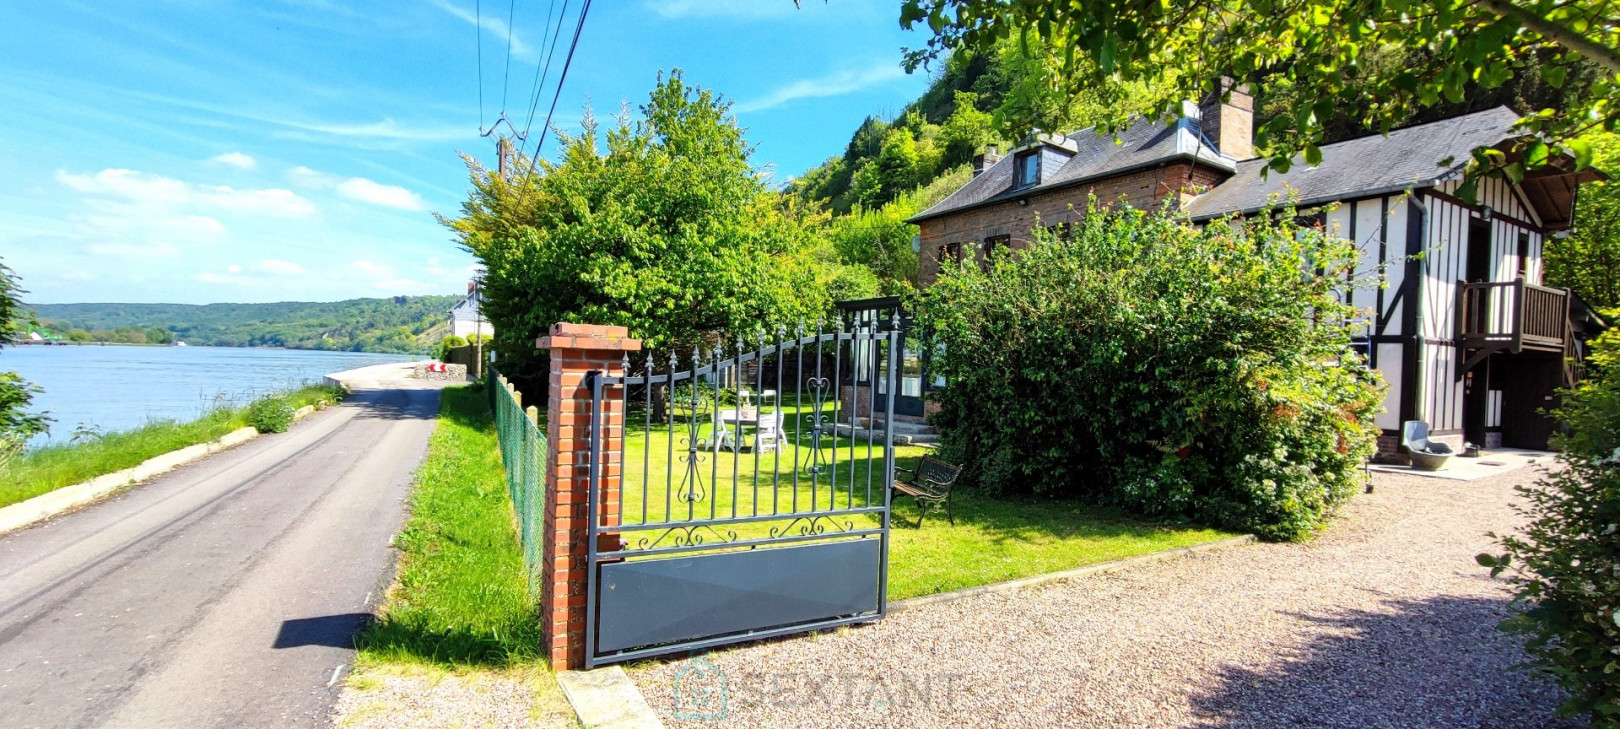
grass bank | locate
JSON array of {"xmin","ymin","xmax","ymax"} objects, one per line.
[
  {"xmin": 0, "ymin": 383, "xmax": 342, "ymax": 509},
  {"xmin": 342, "ymin": 384, "xmax": 572, "ymax": 728}
]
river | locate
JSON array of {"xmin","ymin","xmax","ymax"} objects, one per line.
[{"xmin": 2, "ymin": 345, "xmax": 419, "ymax": 445}]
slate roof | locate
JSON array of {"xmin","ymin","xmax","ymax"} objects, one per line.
[
  {"xmin": 1183, "ymin": 106, "xmax": 1521, "ymax": 219},
  {"xmin": 909, "ymin": 114, "xmax": 1233, "ymax": 223}
]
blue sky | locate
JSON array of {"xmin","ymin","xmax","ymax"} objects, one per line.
[{"xmin": 2, "ymin": 0, "xmax": 931, "ymax": 305}]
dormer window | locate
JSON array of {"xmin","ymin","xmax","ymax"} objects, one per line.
[{"xmin": 1015, "ymin": 151, "xmax": 1041, "ymax": 188}]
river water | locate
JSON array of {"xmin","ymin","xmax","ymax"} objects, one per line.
[{"xmin": 2, "ymin": 345, "xmax": 418, "ymax": 445}]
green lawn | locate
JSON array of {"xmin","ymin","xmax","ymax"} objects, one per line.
[
  {"xmin": 615, "ymin": 403, "xmax": 1237, "ymax": 600},
  {"xmin": 349, "ymin": 384, "xmax": 572, "ymax": 726},
  {"xmin": 0, "ymin": 383, "xmax": 342, "ymax": 509}
]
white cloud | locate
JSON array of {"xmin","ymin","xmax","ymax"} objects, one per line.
[
  {"xmin": 56, "ymin": 168, "xmax": 314, "ymax": 217},
  {"xmin": 209, "ymin": 151, "xmax": 257, "ymax": 170},
  {"xmin": 88, "ymin": 241, "xmax": 179, "ymax": 258},
  {"xmin": 290, "ymin": 167, "xmax": 423, "ymax": 211},
  {"xmin": 56, "ymin": 168, "xmax": 190, "ymax": 204},
  {"xmin": 733, "ymin": 63, "xmax": 908, "ymax": 113},
  {"xmin": 258, "ymin": 258, "xmax": 308, "ymax": 276},
  {"xmin": 197, "ymin": 185, "xmax": 316, "ymax": 216},
  {"xmin": 429, "ymin": 0, "xmax": 532, "ymax": 59},
  {"xmin": 336, "ymin": 177, "xmax": 424, "ymax": 211},
  {"xmin": 352, "ymin": 259, "xmax": 395, "ymax": 276},
  {"xmin": 648, "ymin": 0, "xmax": 802, "ymax": 19},
  {"xmin": 226, "ymin": 264, "xmax": 243, "ymax": 273},
  {"xmin": 275, "ymin": 117, "xmax": 471, "ymax": 142},
  {"xmin": 288, "ymin": 166, "xmax": 339, "ymax": 186}
]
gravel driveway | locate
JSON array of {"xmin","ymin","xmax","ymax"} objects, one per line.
[{"xmin": 631, "ymin": 465, "xmax": 1581, "ymax": 728}]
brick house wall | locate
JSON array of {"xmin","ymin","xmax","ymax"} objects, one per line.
[{"xmin": 917, "ymin": 161, "xmax": 1224, "ymax": 286}]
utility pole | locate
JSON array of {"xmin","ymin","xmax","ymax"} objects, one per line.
[{"xmin": 481, "ymin": 112, "xmax": 524, "ymax": 183}]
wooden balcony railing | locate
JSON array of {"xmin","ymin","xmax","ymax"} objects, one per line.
[{"xmin": 1457, "ymin": 278, "xmax": 1570, "ymax": 353}]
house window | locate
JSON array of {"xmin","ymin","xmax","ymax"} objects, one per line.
[
  {"xmin": 1516, "ymin": 231, "xmax": 1531, "ymax": 279},
  {"xmin": 938, "ymin": 242, "xmax": 963, "ymax": 269},
  {"xmin": 1015, "ymin": 151, "xmax": 1041, "ymax": 188},
  {"xmin": 981, "ymin": 235, "xmax": 1009, "ymax": 271}
]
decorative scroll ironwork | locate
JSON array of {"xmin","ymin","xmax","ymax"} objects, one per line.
[
  {"xmin": 802, "ymin": 375, "xmax": 832, "ymax": 479},
  {"xmin": 633, "ymin": 523, "xmax": 739, "ymax": 552},
  {"xmin": 768, "ymin": 514, "xmax": 859, "ymax": 540}
]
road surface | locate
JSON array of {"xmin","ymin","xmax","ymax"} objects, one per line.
[{"xmin": 0, "ymin": 377, "xmax": 443, "ymax": 728}]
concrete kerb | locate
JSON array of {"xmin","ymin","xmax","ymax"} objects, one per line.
[
  {"xmin": 0, "ymin": 403, "xmax": 325, "ymax": 536},
  {"xmin": 557, "ymin": 667, "xmax": 665, "ymax": 729},
  {"xmin": 556, "ymin": 533, "xmax": 1257, "ymax": 727}
]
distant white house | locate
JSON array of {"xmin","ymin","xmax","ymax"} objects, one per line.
[{"xmin": 449, "ymin": 286, "xmax": 493, "ymax": 339}]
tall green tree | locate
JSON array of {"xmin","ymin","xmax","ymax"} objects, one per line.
[
  {"xmin": 445, "ymin": 72, "xmax": 834, "ymax": 390},
  {"xmin": 901, "ymin": 0, "xmax": 1619, "ymax": 181},
  {"xmin": 0, "ymin": 259, "xmax": 48, "ymax": 443},
  {"xmin": 1546, "ymin": 132, "xmax": 1620, "ymax": 310}
]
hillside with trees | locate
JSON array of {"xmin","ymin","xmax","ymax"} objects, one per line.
[{"xmin": 30, "ymin": 296, "xmax": 459, "ymax": 354}]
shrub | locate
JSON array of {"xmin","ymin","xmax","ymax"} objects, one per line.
[
  {"xmin": 1480, "ymin": 329, "xmax": 1620, "ymax": 724},
  {"xmin": 247, "ymin": 397, "xmax": 296, "ymax": 434},
  {"xmin": 921, "ymin": 202, "xmax": 1382, "ymax": 540},
  {"xmin": 438, "ymin": 335, "xmax": 468, "ymax": 360}
]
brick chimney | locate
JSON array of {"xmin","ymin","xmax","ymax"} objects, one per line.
[
  {"xmin": 1198, "ymin": 79, "xmax": 1254, "ymax": 161},
  {"xmin": 972, "ymin": 146, "xmax": 1002, "ymax": 176}
]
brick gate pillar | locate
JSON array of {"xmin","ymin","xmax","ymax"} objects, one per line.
[{"xmin": 538, "ymin": 322, "xmax": 639, "ymax": 671}]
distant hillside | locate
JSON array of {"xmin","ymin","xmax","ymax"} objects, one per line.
[{"xmin": 31, "ymin": 296, "xmax": 461, "ymax": 354}]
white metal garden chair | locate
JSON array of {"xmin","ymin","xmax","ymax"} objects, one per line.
[{"xmin": 751, "ymin": 411, "xmax": 785, "ymax": 454}]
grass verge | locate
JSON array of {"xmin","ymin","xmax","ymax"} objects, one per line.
[
  {"xmin": 343, "ymin": 384, "xmax": 572, "ymax": 728},
  {"xmin": 0, "ymin": 383, "xmax": 343, "ymax": 509}
]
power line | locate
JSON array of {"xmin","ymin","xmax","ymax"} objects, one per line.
[
  {"xmin": 500, "ymin": 0, "xmax": 517, "ymax": 112},
  {"xmin": 518, "ymin": 0, "xmax": 567, "ymax": 145},
  {"xmin": 523, "ymin": 0, "xmax": 592, "ymax": 173},
  {"xmin": 475, "ymin": 0, "xmax": 484, "ymax": 132}
]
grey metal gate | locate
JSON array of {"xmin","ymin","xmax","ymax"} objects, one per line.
[{"xmin": 583, "ymin": 316, "xmax": 900, "ymax": 668}]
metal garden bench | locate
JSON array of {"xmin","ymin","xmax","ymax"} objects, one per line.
[{"xmin": 891, "ymin": 456, "xmax": 961, "ymax": 528}]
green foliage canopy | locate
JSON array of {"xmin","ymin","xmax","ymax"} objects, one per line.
[
  {"xmin": 901, "ymin": 0, "xmax": 1620, "ymax": 180},
  {"xmin": 33, "ymin": 297, "xmax": 457, "ymax": 353},
  {"xmin": 921, "ymin": 203, "xmax": 1383, "ymax": 540},
  {"xmin": 1546, "ymin": 132, "xmax": 1620, "ymax": 310},
  {"xmin": 446, "ymin": 72, "xmax": 835, "ymax": 388}
]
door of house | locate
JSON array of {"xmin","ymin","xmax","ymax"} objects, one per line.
[
  {"xmin": 836, "ymin": 297, "xmax": 927, "ymax": 418},
  {"xmin": 1499, "ymin": 354, "xmax": 1562, "ymax": 450},
  {"xmin": 1461, "ymin": 219, "xmax": 1494, "ymax": 444}
]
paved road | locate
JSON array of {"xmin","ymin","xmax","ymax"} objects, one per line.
[{"xmin": 0, "ymin": 380, "xmax": 443, "ymax": 729}]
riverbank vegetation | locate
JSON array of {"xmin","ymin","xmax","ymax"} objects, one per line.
[
  {"xmin": 30, "ymin": 296, "xmax": 459, "ymax": 354},
  {"xmin": 1, "ymin": 258, "xmax": 48, "ymax": 459},
  {"xmin": 0, "ymin": 383, "xmax": 343, "ymax": 509}
]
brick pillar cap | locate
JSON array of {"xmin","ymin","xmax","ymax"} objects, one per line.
[{"xmin": 537, "ymin": 322, "xmax": 642, "ymax": 352}]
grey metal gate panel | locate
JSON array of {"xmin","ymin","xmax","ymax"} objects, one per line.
[
  {"xmin": 596, "ymin": 539, "xmax": 881, "ymax": 654},
  {"xmin": 584, "ymin": 316, "xmax": 901, "ymax": 667}
]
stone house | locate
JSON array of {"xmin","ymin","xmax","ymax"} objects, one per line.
[{"xmin": 899, "ymin": 87, "xmax": 1606, "ymax": 453}]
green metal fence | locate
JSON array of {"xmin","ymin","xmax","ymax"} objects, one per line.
[{"xmin": 490, "ymin": 371, "xmax": 545, "ymax": 596}]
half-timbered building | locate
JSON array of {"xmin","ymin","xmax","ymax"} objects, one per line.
[{"xmin": 906, "ymin": 92, "xmax": 1607, "ymax": 455}]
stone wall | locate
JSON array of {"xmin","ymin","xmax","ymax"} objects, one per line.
[{"xmin": 411, "ymin": 362, "xmax": 469, "ymax": 381}]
